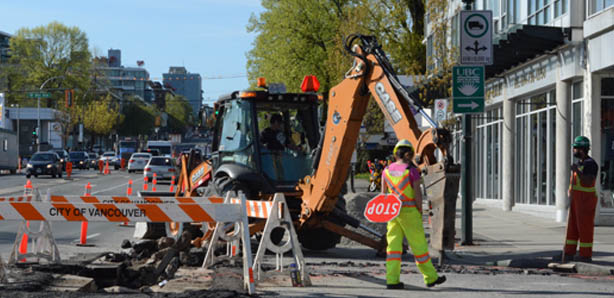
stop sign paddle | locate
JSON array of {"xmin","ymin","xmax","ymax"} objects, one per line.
[{"xmin": 364, "ymin": 194, "xmax": 402, "ymax": 223}]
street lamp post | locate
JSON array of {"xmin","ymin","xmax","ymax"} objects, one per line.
[{"xmin": 37, "ymin": 76, "xmax": 64, "ymax": 151}]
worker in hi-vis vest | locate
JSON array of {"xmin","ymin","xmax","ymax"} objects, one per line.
[
  {"xmin": 561, "ymin": 136, "xmax": 599, "ymax": 262},
  {"xmin": 381, "ymin": 139, "xmax": 446, "ymax": 289}
]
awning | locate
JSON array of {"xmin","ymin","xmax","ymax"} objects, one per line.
[{"xmin": 486, "ymin": 25, "xmax": 569, "ymax": 80}]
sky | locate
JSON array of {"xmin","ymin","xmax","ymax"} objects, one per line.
[{"xmin": 1, "ymin": 0, "xmax": 264, "ymax": 105}]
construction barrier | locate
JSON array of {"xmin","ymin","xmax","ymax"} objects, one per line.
[
  {"xmin": 152, "ymin": 173, "xmax": 157, "ymax": 192},
  {"xmin": 204, "ymin": 193, "xmax": 311, "ymax": 286},
  {"xmin": 0, "ymin": 194, "xmax": 256, "ymax": 294},
  {"xmin": 65, "ymin": 162, "xmax": 73, "ymax": 180}
]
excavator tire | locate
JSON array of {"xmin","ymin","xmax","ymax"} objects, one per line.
[{"xmin": 298, "ymin": 197, "xmax": 347, "ymax": 251}]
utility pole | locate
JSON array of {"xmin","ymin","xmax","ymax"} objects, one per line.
[
  {"xmin": 461, "ymin": 0, "xmax": 474, "ymax": 246},
  {"xmin": 37, "ymin": 76, "xmax": 64, "ymax": 151}
]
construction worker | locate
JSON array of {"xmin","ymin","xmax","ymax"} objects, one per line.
[
  {"xmin": 382, "ymin": 139, "xmax": 446, "ymax": 289},
  {"xmin": 562, "ymin": 136, "xmax": 599, "ymax": 262}
]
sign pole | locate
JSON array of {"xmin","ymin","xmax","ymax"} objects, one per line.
[{"xmin": 461, "ymin": 0, "xmax": 474, "ymax": 246}]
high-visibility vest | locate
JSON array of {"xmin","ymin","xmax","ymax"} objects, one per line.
[
  {"xmin": 570, "ymin": 164, "xmax": 596, "ymax": 193},
  {"xmin": 384, "ymin": 167, "xmax": 417, "ymax": 209}
]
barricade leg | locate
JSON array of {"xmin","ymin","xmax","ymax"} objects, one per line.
[
  {"xmin": 9, "ymin": 220, "xmax": 60, "ymax": 265},
  {"xmin": 239, "ymin": 193, "xmax": 256, "ymax": 294},
  {"xmin": 0, "ymin": 254, "xmax": 6, "ymax": 282},
  {"xmin": 252, "ymin": 193, "xmax": 311, "ymax": 286}
]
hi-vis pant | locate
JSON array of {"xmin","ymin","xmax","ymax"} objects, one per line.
[
  {"xmin": 386, "ymin": 208, "xmax": 439, "ymax": 285},
  {"xmin": 564, "ymin": 189, "xmax": 598, "ymax": 258}
]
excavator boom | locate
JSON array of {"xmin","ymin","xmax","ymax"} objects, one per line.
[{"xmin": 298, "ymin": 35, "xmax": 459, "ymax": 252}]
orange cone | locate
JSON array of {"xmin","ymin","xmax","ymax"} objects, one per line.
[
  {"xmin": 18, "ymin": 220, "xmax": 31, "ymax": 261},
  {"xmin": 169, "ymin": 175, "xmax": 175, "ymax": 192},
  {"xmin": 143, "ymin": 176, "xmax": 149, "ymax": 191},
  {"xmin": 126, "ymin": 179, "xmax": 133, "ymax": 195},
  {"xmin": 78, "ymin": 183, "xmax": 92, "ymax": 246},
  {"xmin": 104, "ymin": 160, "xmax": 110, "ymax": 175},
  {"xmin": 24, "ymin": 179, "xmax": 33, "ymax": 197},
  {"xmin": 152, "ymin": 173, "xmax": 157, "ymax": 192}
]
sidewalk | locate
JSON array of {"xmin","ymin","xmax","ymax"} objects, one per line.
[
  {"xmin": 349, "ymin": 176, "xmax": 614, "ymax": 271},
  {"xmin": 448, "ymin": 200, "xmax": 614, "ymax": 271}
]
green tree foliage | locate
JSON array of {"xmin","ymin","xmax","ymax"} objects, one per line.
[
  {"xmin": 118, "ymin": 97, "xmax": 157, "ymax": 136},
  {"xmin": 82, "ymin": 94, "xmax": 123, "ymax": 136},
  {"xmin": 247, "ymin": 0, "xmax": 426, "ymax": 135},
  {"xmin": 165, "ymin": 94, "xmax": 193, "ymax": 134},
  {"xmin": 7, "ymin": 22, "xmax": 92, "ymax": 107}
]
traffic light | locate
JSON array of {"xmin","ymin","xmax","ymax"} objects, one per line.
[
  {"xmin": 32, "ymin": 127, "xmax": 38, "ymax": 144},
  {"xmin": 65, "ymin": 89, "xmax": 74, "ymax": 108}
]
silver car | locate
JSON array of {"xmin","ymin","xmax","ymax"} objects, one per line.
[
  {"xmin": 144, "ymin": 156, "xmax": 177, "ymax": 180},
  {"xmin": 128, "ymin": 153, "xmax": 151, "ymax": 173}
]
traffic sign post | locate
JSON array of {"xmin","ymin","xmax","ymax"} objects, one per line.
[
  {"xmin": 460, "ymin": 10, "xmax": 493, "ymax": 65},
  {"xmin": 27, "ymin": 92, "xmax": 51, "ymax": 99},
  {"xmin": 452, "ymin": 65, "xmax": 484, "ymax": 114},
  {"xmin": 363, "ymin": 194, "xmax": 402, "ymax": 223}
]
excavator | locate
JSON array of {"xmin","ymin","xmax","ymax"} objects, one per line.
[{"xmin": 169, "ymin": 34, "xmax": 460, "ymax": 253}]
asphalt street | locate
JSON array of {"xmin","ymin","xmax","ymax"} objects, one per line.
[
  {"xmin": 0, "ymin": 171, "xmax": 613, "ymax": 297},
  {"xmin": 0, "ymin": 169, "xmax": 168, "ymax": 261}
]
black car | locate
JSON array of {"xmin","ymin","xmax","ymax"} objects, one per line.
[
  {"xmin": 51, "ymin": 149, "xmax": 69, "ymax": 171},
  {"xmin": 26, "ymin": 152, "xmax": 63, "ymax": 178},
  {"xmin": 87, "ymin": 152, "xmax": 99, "ymax": 169},
  {"xmin": 69, "ymin": 151, "xmax": 89, "ymax": 169}
]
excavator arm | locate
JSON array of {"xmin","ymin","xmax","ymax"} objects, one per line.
[{"xmin": 298, "ymin": 35, "xmax": 459, "ymax": 251}]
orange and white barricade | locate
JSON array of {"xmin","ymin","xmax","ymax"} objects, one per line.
[
  {"xmin": 204, "ymin": 192, "xmax": 311, "ymax": 286},
  {"xmin": 0, "ymin": 195, "xmax": 256, "ymax": 294}
]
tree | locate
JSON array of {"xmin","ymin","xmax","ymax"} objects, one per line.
[
  {"xmin": 165, "ymin": 94, "xmax": 193, "ymax": 134},
  {"xmin": 117, "ymin": 96, "xmax": 158, "ymax": 137},
  {"xmin": 8, "ymin": 22, "xmax": 92, "ymax": 108},
  {"xmin": 247, "ymin": 1, "xmax": 427, "ymax": 135},
  {"xmin": 83, "ymin": 94, "xmax": 123, "ymax": 137}
]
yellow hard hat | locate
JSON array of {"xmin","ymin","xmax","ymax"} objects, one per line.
[{"xmin": 393, "ymin": 139, "xmax": 413, "ymax": 156}]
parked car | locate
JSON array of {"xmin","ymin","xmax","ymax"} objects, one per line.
[
  {"xmin": 99, "ymin": 151, "xmax": 119, "ymax": 169},
  {"xmin": 144, "ymin": 156, "xmax": 176, "ymax": 180},
  {"xmin": 68, "ymin": 151, "xmax": 89, "ymax": 169},
  {"xmin": 128, "ymin": 153, "xmax": 152, "ymax": 173},
  {"xmin": 87, "ymin": 152, "xmax": 99, "ymax": 169},
  {"xmin": 51, "ymin": 149, "xmax": 69, "ymax": 170},
  {"xmin": 26, "ymin": 152, "xmax": 63, "ymax": 178}
]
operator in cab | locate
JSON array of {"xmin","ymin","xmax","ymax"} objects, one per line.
[
  {"xmin": 381, "ymin": 139, "xmax": 446, "ymax": 289},
  {"xmin": 261, "ymin": 113, "xmax": 297, "ymax": 151}
]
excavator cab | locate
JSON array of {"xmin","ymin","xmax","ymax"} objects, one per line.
[{"xmin": 210, "ymin": 88, "xmax": 321, "ymax": 195}]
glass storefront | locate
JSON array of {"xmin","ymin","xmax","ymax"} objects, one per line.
[
  {"xmin": 601, "ymin": 78, "xmax": 614, "ymax": 209},
  {"xmin": 515, "ymin": 90, "xmax": 557, "ymax": 205},
  {"xmin": 474, "ymin": 107, "xmax": 503, "ymax": 200}
]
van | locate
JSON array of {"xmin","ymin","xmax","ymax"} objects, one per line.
[{"xmin": 145, "ymin": 140, "xmax": 173, "ymax": 158}]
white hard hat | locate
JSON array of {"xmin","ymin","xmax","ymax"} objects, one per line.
[{"xmin": 393, "ymin": 139, "xmax": 413, "ymax": 156}]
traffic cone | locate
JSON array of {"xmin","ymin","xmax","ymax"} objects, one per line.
[
  {"xmin": 121, "ymin": 180, "xmax": 134, "ymax": 227},
  {"xmin": 169, "ymin": 175, "xmax": 175, "ymax": 192},
  {"xmin": 23, "ymin": 180, "xmax": 33, "ymax": 197},
  {"xmin": 104, "ymin": 160, "xmax": 110, "ymax": 175},
  {"xmin": 152, "ymin": 173, "xmax": 157, "ymax": 192},
  {"xmin": 126, "ymin": 179, "xmax": 133, "ymax": 195},
  {"xmin": 18, "ymin": 220, "xmax": 31, "ymax": 261},
  {"xmin": 78, "ymin": 183, "xmax": 92, "ymax": 246},
  {"xmin": 143, "ymin": 176, "xmax": 149, "ymax": 191}
]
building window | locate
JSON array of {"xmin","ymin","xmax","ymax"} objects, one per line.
[
  {"xmin": 515, "ymin": 90, "xmax": 557, "ymax": 205},
  {"xmin": 554, "ymin": 0, "xmax": 568, "ymax": 18},
  {"xmin": 528, "ymin": 0, "xmax": 553, "ymax": 25},
  {"xmin": 474, "ymin": 107, "xmax": 503, "ymax": 200},
  {"xmin": 590, "ymin": 0, "xmax": 614, "ymax": 15}
]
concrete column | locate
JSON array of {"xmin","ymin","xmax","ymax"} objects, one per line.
[
  {"xmin": 555, "ymin": 79, "xmax": 571, "ymax": 222},
  {"xmin": 502, "ymin": 98, "xmax": 515, "ymax": 211},
  {"xmin": 586, "ymin": 74, "xmax": 602, "ymax": 225}
]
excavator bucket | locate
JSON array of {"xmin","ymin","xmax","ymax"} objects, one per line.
[{"xmin": 423, "ymin": 162, "xmax": 461, "ymax": 251}]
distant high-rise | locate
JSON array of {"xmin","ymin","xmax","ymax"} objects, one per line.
[
  {"xmin": 163, "ymin": 67, "xmax": 202, "ymax": 117},
  {"xmin": 108, "ymin": 49, "xmax": 121, "ymax": 67}
]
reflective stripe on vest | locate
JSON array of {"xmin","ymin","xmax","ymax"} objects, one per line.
[
  {"xmin": 570, "ymin": 171, "xmax": 596, "ymax": 193},
  {"xmin": 384, "ymin": 168, "xmax": 416, "ymax": 208}
]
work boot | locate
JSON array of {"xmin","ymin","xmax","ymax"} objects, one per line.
[
  {"xmin": 427, "ymin": 276, "xmax": 446, "ymax": 288},
  {"xmin": 386, "ymin": 282, "xmax": 404, "ymax": 290},
  {"xmin": 575, "ymin": 256, "xmax": 592, "ymax": 263},
  {"xmin": 552, "ymin": 253, "xmax": 575, "ymax": 262}
]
